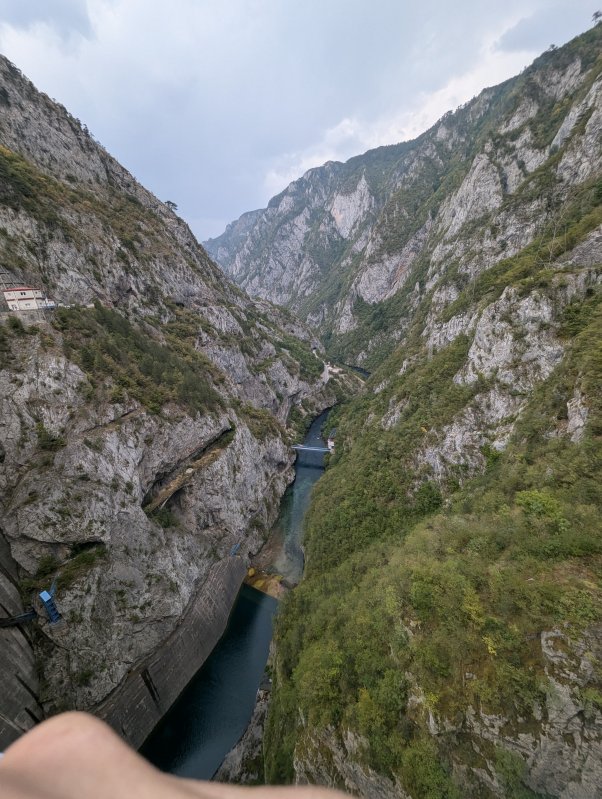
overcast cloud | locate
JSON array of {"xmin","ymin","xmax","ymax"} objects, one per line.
[{"xmin": 0, "ymin": 1, "xmax": 596, "ymax": 238}]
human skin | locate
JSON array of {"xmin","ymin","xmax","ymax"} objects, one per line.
[{"xmin": 0, "ymin": 712, "xmax": 347, "ymax": 799}]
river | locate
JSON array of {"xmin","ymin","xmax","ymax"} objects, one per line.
[{"xmin": 140, "ymin": 410, "xmax": 331, "ymax": 779}]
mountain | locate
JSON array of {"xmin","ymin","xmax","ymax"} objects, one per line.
[
  {"xmin": 206, "ymin": 26, "xmax": 602, "ymax": 371},
  {"xmin": 0, "ymin": 55, "xmax": 351, "ymax": 748},
  {"xmin": 208, "ymin": 26, "xmax": 602, "ymax": 799}
]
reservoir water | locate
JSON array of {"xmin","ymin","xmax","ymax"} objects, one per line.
[
  {"xmin": 140, "ymin": 410, "xmax": 330, "ymax": 778},
  {"xmin": 266, "ymin": 410, "xmax": 332, "ymax": 584}
]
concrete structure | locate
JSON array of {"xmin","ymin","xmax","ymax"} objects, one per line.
[
  {"xmin": 291, "ymin": 445, "xmax": 330, "ymax": 453},
  {"xmin": 3, "ymin": 286, "xmax": 55, "ymax": 311},
  {"xmin": 0, "ymin": 532, "xmax": 43, "ymax": 749},
  {"xmin": 96, "ymin": 556, "xmax": 246, "ymax": 748}
]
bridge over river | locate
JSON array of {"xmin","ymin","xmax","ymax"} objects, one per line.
[{"xmin": 291, "ymin": 444, "xmax": 330, "ymax": 453}]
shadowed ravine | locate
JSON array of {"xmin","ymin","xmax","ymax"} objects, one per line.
[{"xmin": 139, "ymin": 411, "xmax": 330, "ymax": 778}]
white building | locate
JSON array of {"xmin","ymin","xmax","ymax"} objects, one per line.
[
  {"xmin": 3, "ymin": 286, "xmax": 56, "ymax": 312},
  {"xmin": 327, "ymin": 428, "xmax": 337, "ymax": 452}
]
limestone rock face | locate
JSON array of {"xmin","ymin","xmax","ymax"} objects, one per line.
[
  {"xmin": 329, "ymin": 175, "xmax": 374, "ymax": 239},
  {"xmin": 294, "ymin": 728, "xmax": 410, "ymax": 799},
  {"xmin": 459, "ymin": 625, "xmax": 602, "ymax": 799},
  {"xmin": 214, "ymin": 685, "xmax": 271, "ymax": 784},
  {"xmin": 438, "ymin": 152, "xmax": 503, "ymax": 238},
  {"xmin": 0, "ymin": 54, "xmax": 346, "ymax": 747}
]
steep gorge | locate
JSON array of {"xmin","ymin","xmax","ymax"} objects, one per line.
[
  {"xmin": 209, "ymin": 25, "xmax": 602, "ymax": 799},
  {"xmin": 1, "ymin": 21, "xmax": 601, "ymax": 799}
]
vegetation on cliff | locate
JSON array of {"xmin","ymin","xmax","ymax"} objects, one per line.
[
  {"xmin": 263, "ymin": 27, "xmax": 602, "ymax": 799},
  {"xmin": 266, "ymin": 282, "xmax": 602, "ymax": 798},
  {"xmin": 54, "ymin": 304, "xmax": 223, "ymax": 414}
]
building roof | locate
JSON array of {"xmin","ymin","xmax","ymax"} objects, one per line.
[{"xmin": 3, "ymin": 286, "xmax": 38, "ymax": 292}]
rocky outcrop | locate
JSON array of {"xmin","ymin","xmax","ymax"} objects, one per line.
[
  {"xmin": 215, "ymin": 682, "xmax": 271, "ymax": 784},
  {"xmin": 294, "ymin": 728, "xmax": 410, "ymax": 799},
  {"xmin": 457, "ymin": 625, "xmax": 602, "ymax": 799}
]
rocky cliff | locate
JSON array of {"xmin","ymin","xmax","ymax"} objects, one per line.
[
  {"xmin": 0, "ymin": 55, "xmax": 348, "ymax": 749},
  {"xmin": 212, "ymin": 27, "xmax": 602, "ymax": 799}
]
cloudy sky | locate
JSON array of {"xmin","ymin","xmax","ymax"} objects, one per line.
[{"xmin": 0, "ymin": 1, "xmax": 596, "ymax": 239}]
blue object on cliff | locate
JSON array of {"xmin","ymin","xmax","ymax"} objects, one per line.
[
  {"xmin": 230, "ymin": 542, "xmax": 241, "ymax": 556},
  {"xmin": 39, "ymin": 590, "xmax": 61, "ymax": 624}
]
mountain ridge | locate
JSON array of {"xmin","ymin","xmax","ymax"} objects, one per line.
[{"xmin": 205, "ymin": 25, "xmax": 602, "ymax": 371}]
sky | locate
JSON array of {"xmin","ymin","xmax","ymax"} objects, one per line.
[{"xmin": 0, "ymin": 1, "xmax": 596, "ymax": 240}]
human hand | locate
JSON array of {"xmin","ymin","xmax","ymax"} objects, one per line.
[{"xmin": 0, "ymin": 712, "xmax": 346, "ymax": 799}]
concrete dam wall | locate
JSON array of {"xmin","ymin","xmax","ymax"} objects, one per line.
[
  {"xmin": 96, "ymin": 556, "xmax": 247, "ymax": 749},
  {"xmin": 0, "ymin": 531, "xmax": 43, "ymax": 750}
]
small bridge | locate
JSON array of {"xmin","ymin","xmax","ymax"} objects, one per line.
[
  {"xmin": 292, "ymin": 445, "xmax": 330, "ymax": 453},
  {"xmin": 0, "ymin": 609, "xmax": 37, "ymax": 628}
]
